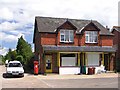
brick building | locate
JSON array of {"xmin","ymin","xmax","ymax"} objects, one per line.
[
  {"xmin": 112, "ymin": 26, "xmax": 120, "ymax": 71},
  {"xmin": 33, "ymin": 16, "xmax": 116, "ymax": 74}
]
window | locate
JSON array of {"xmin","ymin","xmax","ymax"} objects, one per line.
[
  {"xmin": 60, "ymin": 30, "xmax": 65, "ymax": 41},
  {"xmin": 60, "ymin": 30, "xmax": 74, "ymax": 42},
  {"xmin": 9, "ymin": 63, "xmax": 22, "ymax": 67},
  {"xmin": 61, "ymin": 54, "xmax": 77, "ymax": 66},
  {"xmin": 85, "ymin": 31, "xmax": 98, "ymax": 43},
  {"xmin": 87, "ymin": 53, "xmax": 99, "ymax": 66}
]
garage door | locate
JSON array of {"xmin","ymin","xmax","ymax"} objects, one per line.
[
  {"xmin": 87, "ymin": 53, "xmax": 99, "ymax": 66},
  {"xmin": 61, "ymin": 57, "xmax": 76, "ymax": 66}
]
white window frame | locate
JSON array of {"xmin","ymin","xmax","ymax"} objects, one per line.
[
  {"xmin": 60, "ymin": 30, "xmax": 65, "ymax": 42},
  {"xmin": 60, "ymin": 29, "xmax": 74, "ymax": 43},
  {"xmin": 85, "ymin": 31, "xmax": 98, "ymax": 43}
]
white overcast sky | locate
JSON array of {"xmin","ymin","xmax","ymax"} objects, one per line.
[{"xmin": 0, "ymin": 0, "xmax": 119, "ymax": 55}]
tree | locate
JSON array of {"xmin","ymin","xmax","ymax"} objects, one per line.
[
  {"xmin": 4, "ymin": 48, "xmax": 12, "ymax": 61},
  {"xmin": 16, "ymin": 55, "xmax": 24, "ymax": 64},
  {"xmin": 4, "ymin": 49, "xmax": 17, "ymax": 62},
  {"xmin": 0, "ymin": 55, "xmax": 3, "ymax": 64},
  {"xmin": 16, "ymin": 36, "xmax": 33, "ymax": 65}
]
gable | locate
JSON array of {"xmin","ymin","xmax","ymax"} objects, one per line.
[
  {"xmin": 84, "ymin": 22, "xmax": 100, "ymax": 31},
  {"xmin": 57, "ymin": 20, "xmax": 77, "ymax": 30},
  {"xmin": 112, "ymin": 26, "xmax": 120, "ymax": 33}
]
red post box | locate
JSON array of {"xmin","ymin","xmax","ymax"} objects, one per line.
[{"xmin": 34, "ymin": 61, "xmax": 39, "ymax": 75}]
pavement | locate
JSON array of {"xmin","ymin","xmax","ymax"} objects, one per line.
[
  {"xmin": 35, "ymin": 73, "xmax": 118, "ymax": 80},
  {"xmin": 0, "ymin": 65, "xmax": 119, "ymax": 88}
]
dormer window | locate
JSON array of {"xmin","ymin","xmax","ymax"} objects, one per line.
[
  {"xmin": 60, "ymin": 29, "xmax": 74, "ymax": 43},
  {"xmin": 85, "ymin": 31, "xmax": 98, "ymax": 43}
]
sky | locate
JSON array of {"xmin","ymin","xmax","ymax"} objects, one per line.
[{"xmin": 0, "ymin": 0, "xmax": 119, "ymax": 56}]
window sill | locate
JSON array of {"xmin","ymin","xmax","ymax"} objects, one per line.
[
  {"xmin": 60, "ymin": 41, "xmax": 74, "ymax": 44},
  {"xmin": 60, "ymin": 66, "xmax": 79, "ymax": 67},
  {"xmin": 85, "ymin": 42, "xmax": 98, "ymax": 44}
]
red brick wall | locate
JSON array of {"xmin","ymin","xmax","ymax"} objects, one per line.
[
  {"xmin": 80, "ymin": 34, "xmax": 85, "ymax": 46},
  {"xmin": 100, "ymin": 35, "xmax": 113, "ymax": 46},
  {"xmin": 52, "ymin": 53, "xmax": 59, "ymax": 73},
  {"xmin": 112, "ymin": 30, "xmax": 118, "ymax": 45},
  {"xmin": 38, "ymin": 21, "xmax": 114, "ymax": 47},
  {"xmin": 39, "ymin": 46, "xmax": 45, "ymax": 74},
  {"xmin": 112, "ymin": 30, "xmax": 120, "ymax": 59},
  {"xmin": 39, "ymin": 31, "xmax": 113, "ymax": 47},
  {"xmin": 34, "ymin": 30, "xmax": 40, "ymax": 53},
  {"xmin": 41, "ymin": 33, "xmax": 56, "ymax": 45},
  {"xmin": 74, "ymin": 34, "xmax": 79, "ymax": 46}
]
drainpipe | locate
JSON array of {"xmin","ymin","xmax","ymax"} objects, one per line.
[
  {"xmin": 55, "ymin": 30, "xmax": 58, "ymax": 46},
  {"xmin": 78, "ymin": 34, "xmax": 80, "ymax": 46}
]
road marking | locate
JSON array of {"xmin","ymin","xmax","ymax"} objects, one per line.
[{"xmin": 34, "ymin": 76, "xmax": 54, "ymax": 88}]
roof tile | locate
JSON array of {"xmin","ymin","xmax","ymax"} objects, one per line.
[{"xmin": 35, "ymin": 16, "xmax": 113, "ymax": 35}]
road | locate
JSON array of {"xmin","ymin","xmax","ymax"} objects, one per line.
[
  {"xmin": 1, "ymin": 65, "xmax": 118, "ymax": 88},
  {"xmin": 41, "ymin": 78, "xmax": 118, "ymax": 88},
  {"xmin": 1, "ymin": 65, "xmax": 49, "ymax": 88}
]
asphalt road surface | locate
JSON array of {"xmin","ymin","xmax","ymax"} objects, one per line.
[{"xmin": 1, "ymin": 65, "xmax": 118, "ymax": 88}]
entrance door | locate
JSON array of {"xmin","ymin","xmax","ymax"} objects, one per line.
[
  {"xmin": 45, "ymin": 55, "xmax": 52, "ymax": 73},
  {"xmin": 110, "ymin": 55, "xmax": 114, "ymax": 71},
  {"xmin": 104, "ymin": 54, "xmax": 109, "ymax": 70}
]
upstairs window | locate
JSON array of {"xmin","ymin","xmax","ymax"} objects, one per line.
[
  {"xmin": 60, "ymin": 30, "xmax": 74, "ymax": 42},
  {"xmin": 85, "ymin": 31, "xmax": 98, "ymax": 43}
]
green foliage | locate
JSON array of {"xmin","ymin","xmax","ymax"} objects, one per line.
[
  {"xmin": 16, "ymin": 36, "xmax": 33, "ymax": 65},
  {"xmin": 16, "ymin": 55, "xmax": 24, "ymax": 64},
  {"xmin": 0, "ymin": 55, "xmax": 3, "ymax": 64},
  {"xmin": 2, "ymin": 36, "xmax": 34, "ymax": 73},
  {"xmin": 24, "ymin": 56, "xmax": 34, "ymax": 73},
  {"xmin": 1, "ymin": 55, "xmax": 5, "ymax": 64},
  {"xmin": 4, "ymin": 49, "xmax": 17, "ymax": 62}
]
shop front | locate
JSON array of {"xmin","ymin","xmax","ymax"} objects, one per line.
[{"xmin": 41, "ymin": 45, "xmax": 116, "ymax": 74}]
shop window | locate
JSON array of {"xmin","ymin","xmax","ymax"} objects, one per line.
[{"xmin": 60, "ymin": 54, "xmax": 77, "ymax": 66}]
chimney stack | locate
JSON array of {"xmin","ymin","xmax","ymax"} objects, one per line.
[{"xmin": 106, "ymin": 26, "xmax": 110, "ymax": 31}]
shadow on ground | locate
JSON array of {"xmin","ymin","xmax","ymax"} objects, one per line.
[{"xmin": 2, "ymin": 73, "xmax": 24, "ymax": 78}]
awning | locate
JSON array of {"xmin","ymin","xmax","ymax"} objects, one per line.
[{"xmin": 42, "ymin": 45, "xmax": 116, "ymax": 52}]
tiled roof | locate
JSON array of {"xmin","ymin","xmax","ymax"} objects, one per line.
[
  {"xmin": 35, "ymin": 16, "xmax": 113, "ymax": 35},
  {"xmin": 112, "ymin": 26, "xmax": 120, "ymax": 32},
  {"xmin": 42, "ymin": 45, "xmax": 116, "ymax": 52}
]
